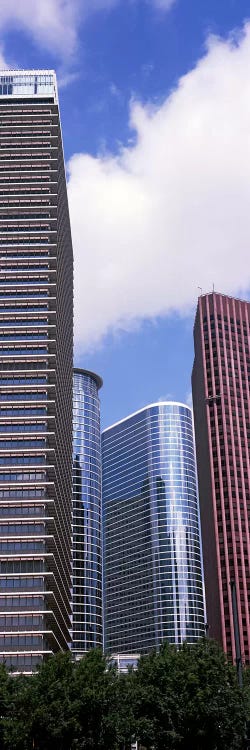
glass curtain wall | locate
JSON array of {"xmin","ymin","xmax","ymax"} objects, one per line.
[
  {"xmin": 102, "ymin": 402, "xmax": 205, "ymax": 655},
  {"xmin": 72, "ymin": 369, "xmax": 103, "ymax": 656}
]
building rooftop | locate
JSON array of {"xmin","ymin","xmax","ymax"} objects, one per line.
[
  {"xmin": 0, "ymin": 70, "xmax": 58, "ymax": 103},
  {"xmin": 102, "ymin": 400, "xmax": 192, "ymax": 433},
  {"xmin": 73, "ymin": 367, "xmax": 103, "ymax": 391},
  {"xmin": 198, "ymin": 290, "xmax": 250, "ymax": 305}
]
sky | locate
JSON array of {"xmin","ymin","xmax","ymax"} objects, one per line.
[{"xmin": 1, "ymin": 0, "xmax": 250, "ymax": 428}]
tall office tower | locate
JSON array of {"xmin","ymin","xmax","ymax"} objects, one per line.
[
  {"xmin": 102, "ymin": 402, "xmax": 205, "ymax": 655},
  {"xmin": 192, "ymin": 293, "xmax": 250, "ymax": 665},
  {"xmin": 0, "ymin": 71, "xmax": 73, "ymax": 672},
  {"xmin": 72, "ymin": 369, "xmax": 103, "ymax": 657}
]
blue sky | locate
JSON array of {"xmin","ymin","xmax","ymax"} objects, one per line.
[{"xmin": 1, "ymin": 0, "xmax": 250, "ymax": 428}]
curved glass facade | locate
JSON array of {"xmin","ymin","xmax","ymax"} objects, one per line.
[
  {"xmin": 72, "ymin": 369, "xmax": 103, "ymax": 656},
  {"xmin": 102, "ymin": 402, "xmax": 205, "ymax": 655}
]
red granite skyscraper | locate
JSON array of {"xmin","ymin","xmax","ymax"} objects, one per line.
[{"xmin": 192, "ymin": 293, "xmax": 250, "ymax": 664}]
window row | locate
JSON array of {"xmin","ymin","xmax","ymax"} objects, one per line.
[
  {"xmin": 0, "ymin": 595, "xmax": 44, "ymax": 609},
  {"xmin": 0, "ymin": 560, "xmax": 44, "ymax": 574},
  {"xmin": 0, "ymin": 456, "xmax": 46, "ymax": 466},
  {"xmin": 0, "ymin": 578, "xmax": 44, "ymax": 590},
  {"xmin": 0, "ymin": 489, "xmax": 46, "ymax": 498},
  {"xmin": 0, "ymin": 614, "xmax": 43, "ymax": 628},
  {"xmin": 0, "ymin": 471, "xmax": 46, "ymax": 481},
  {"xmin": 0, "ymin": 523, "xmax": 45, "ymax": 534}
]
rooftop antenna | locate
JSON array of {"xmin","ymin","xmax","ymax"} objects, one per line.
[
  {"xmin": 212, "ymin": 283, "xmax": 215, "ymax": 292},
  {"xmin": 198, "ymin": 286, "xmax": 202, "ymax": 296}
]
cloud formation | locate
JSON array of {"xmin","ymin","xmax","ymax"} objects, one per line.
[
  {"xmin": 151, "ymin": 0, "xmax": 176, "ymax": 9},
  {"xmin": 68, "ymin": 23, "xmax": 250, "ymax": 352},
  {"xmin": 0, "ymin": 0, "xmax": 176, "ymax": 60},
  {"xmin": 0, "ymin": 0, "xmax": 79, "ymax": 58},
  {"xmin": 0, "ymin": 44, "xmax": 9, "ymax": 69}
]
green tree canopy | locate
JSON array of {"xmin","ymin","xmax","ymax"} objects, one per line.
[
  {"xmin": 134, "ymin": 638, "xmax": 246, "ymax": 750},
  {"xmin": 0, "ymin": 640, "xmax": 248, "ymax": 750}
]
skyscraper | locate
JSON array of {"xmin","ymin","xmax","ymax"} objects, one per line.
[
  {"xmin": 0, "ymin": 71, "xmax": 73, "ymax": 672},
  {"xmin": 72, "ymin": 369, "xmax": 103, "ymax": 657},
  {"xmin": 102, "ymin": 402, "xmax": 205, "ymax": 655},
  {"xmin": 192, "ymin": 292, "xmax": 250, "ymax": 664}
]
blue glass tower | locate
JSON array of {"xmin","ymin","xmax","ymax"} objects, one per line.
[
  {"xmin": 72, "ymin": 369, "xmax": 103, "ymax": 657},
  {"xmin": 102, "ymin": 402, "xmax": 205, "ymax": 655}
]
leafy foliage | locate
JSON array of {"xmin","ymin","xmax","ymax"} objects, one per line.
[
  {"xmin": 0, "ymin": 640, "xmax": 248, "ymax": 750},
  {"xmin": 134, "ymin": 639, "xmax": 246, "ymax": 750}
]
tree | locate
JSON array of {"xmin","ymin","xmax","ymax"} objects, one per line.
[
  {"xmin": 0, "ymin": 663, "xmax": 13, "ymax": 748},
  {"xmin": 134, "ymin": 639, "xmax": 245, "ymax": 750},
  {"xmin": 31, "ymin": 651, "xmax": 76, "ymax": 750},
  {"xmin": 243, "ymin": 667, "xmax": 250, "ymax": 749},
  {"xmin": 0, "ymin": 649, "xmax": 132, "ymax": 750},
  {"xmin": 0, "ymin": 642, "xmax": 247, "ymax": 750},
  {"xmin": 2, "ymin": 672, "xmax": 36, "ymax": 750},
  {"xmin": 115, "ymin": 668, "xmax": 137, "ymax": 750},
  {"xmin": 72, "ymin": 648, "xmax": 119, "ymax": 750}
]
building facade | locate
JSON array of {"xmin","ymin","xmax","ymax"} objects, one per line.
[
  {"xmin": 111, "ymin": 654, "xmax": 139, "ymax": 673},
  {"xmin": 0, "ymin": 71, "xmax": 73, "ymax": 672},
  {"xmin": 72, "ymin": 369, "xmax": 103, "ymax": 657},
  {"xmin": 192, "ymin": 292, "xmax": 250, "ymax": 664},
  {"xmin": 102, "ymin": 402, "xmax": 205, "ymax": 655}
]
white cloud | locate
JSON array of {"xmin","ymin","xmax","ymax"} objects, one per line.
[
  {"xmin": 68, "ymin": 23, "xmax": 250, "ymax": 352},
  {"xmin": 0, "ymin": 44, "xmax": 10, "ymax": 69},
  {"xmin": 109, "ymin": 82, "xmax": 123, "ymax": 100},
  {"xmin": 150, "ymin": 0, "xmax": 176, "ymax": 9},
  {"xmin": 0, "ymin": 0, "xmax": 79, "ymax": 58},
  {"xmin": 0, "ymin": 0, "xmax": 176, "ymax": 60},
  {"xmin": 57, "ymin": 70, "xmax": 80, "ymax": 89},
  {"xmin": 186, "ymin": 391, "xmax": 193, "ymax": 409}
]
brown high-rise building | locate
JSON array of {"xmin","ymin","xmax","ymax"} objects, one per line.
[
  {"xmin": 192, "ymin": 292, "xmax": 250, "ymax": 664},
  {"xmin": 0, "ymin": 71, "xmax": 73, "ymax": 672}
]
